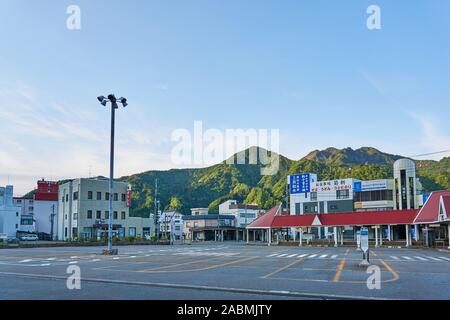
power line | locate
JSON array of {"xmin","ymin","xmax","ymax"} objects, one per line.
[{"xmin": 411, "ymin": 150, "xmax": 450, "ymax": 158}]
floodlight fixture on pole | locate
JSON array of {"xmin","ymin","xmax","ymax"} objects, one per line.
[{"xmin": 97, "ymin": 94, "xmax": 128, "ymax": 254}]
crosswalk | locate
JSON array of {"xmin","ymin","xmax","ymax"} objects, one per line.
[
  {"xmin": 389, "ymin": 255, "xmax": 450, "ymax": 262},
  {"xmin": 266, "ymin": 253, "xmax": 338, "ymax": 260}
]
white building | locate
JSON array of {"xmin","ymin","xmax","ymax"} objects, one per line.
[
  {"xmin": 218, "ymin": 200, "xmax": 261, "ymax": 240},
  {"xmin": 58, "ymin": 178, "xmax": 153, "ymax": 241},
  {"xmin": 159, "ymin": 210, "xmax": 184, "ymax": 240},
  {"xmin": 394, "ymin": 159, "xmax": 419, "ymax": 210},
  {"xmin": 191, "ymin": 208, "xmax": 209, "ymax": 215},
  {"xmin": 0, "ymin": 186, "xmax": 21, "ymax": 237},
  {"xmin": 13, "ymin": 197, "xmax": 36, "ymax": 233}
]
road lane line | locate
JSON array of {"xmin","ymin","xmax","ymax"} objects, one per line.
[
  {"xmin": 277, "ymin": 254, "xmax": 289, "ymax": 258},
  {"xmin": 68, "ymin": 261, "xmax": 78, "ymax": 265},
  {"xmin": 439, "ymin": 257, "xmax": 450, "ymax": 261},
  {"xmin": 379, "ymin": 259, "xmax": 399, "ymax": 281},
  {"xmin": 391, "ymin": 256, "xmax": 400, "ymax": 260},
  {"xmin": 426, "ymin": 256, "xmax": 443, "ymax": 261},
  {"xmin": 319, "ymin": 255, "xmax": 328, "ymax": 259},
  {"xmin": 414, "ymin": 256, "xmax": 428, "ymax": 261},
  {"xmin": 308, "ymin": 254, "xmax": 318, "ymax": 259},
  {"xmin": 332, "ymin": 249, "xmax": 349, "ymax": 283},
  {"xmin": 267, "ymin": 254, "xmax": 279, "ymax": 257},
  {"xmin": 331, "ymin": 255, "xmax": 338, "ymax": 259},
  {"xmin": 297, "ymin": 254, "xmax": 308, "ymax": 258},
  {"xmin": 261, "ymin": 258, "xmax": 305, "ymax": 279},
  {"xmin": 402, "ymin": 256, "xmax": 413, "ymax": 261},
  {"xmin": 287, "ymin": 254, "xmax": 298, "ymax": 258},
  {"xmin": 19, "ymin": 259, "xmax": 32, "ymax": 263}
]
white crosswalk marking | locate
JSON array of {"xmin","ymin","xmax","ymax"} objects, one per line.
[
  {"xmin": 426, "ymin": 256, "xmax": 443, "ymax": 261},
  {"xmin": 391, "ymin": 256, "xmax": 400, "ymax": 260},
  {"xmin": 308, "ymin": 254, "xmax": 318, "ymax": 259},
  {"xmin": 297, "ymin": 254, "xmax": 308, "ymax": 258},
  {"xmin": 439, "ymin": 257, "xmax": 450, "ymax": 261},
  {"xmin": 287, "ymin": 254, "xmax": 298, "ymax": 258},
  {"xmin": 277, "ymin": 254, "xmax": 289, "ymax": 257},
  {"xmin": 46, "ymin": 258, "xmax": 56, "ymax": 261},
  {"xmin": 402, "ymin": 256, "xmax": 413, "ymax": 260},
  {"xmin": 40, "ymin": 263, "xmax": 51, "ymax": 266},
  {"xmin": 414, "ymin": 256, "xmax": 428, "ymax": 261},
  {"xmin": 19, "ymin": 259, "xmax": 32, "ymax": 263},
  {"xmin": 319, "ymin": 254, "xmax": 328, "ymax": 259},
  {"xmin": 70, "ymin": 256, "xmax": 78, "ymax": 259},
  {"xmin": 113, "ymin": 257, "xmax": 120, "ymax": 260},
  {"xmin": 331, "ymin": 255, "xmax": 338, "ymax": 259},
  {"xmin": 68, "ymin": 261, "xmax": 78, "ymax": 264},
  {"xmin": 92, "ymin": 259, "xmax": 101, "ymax": 262},
  {"xmin": 267, "ymin": 254, "xmax": 278, "ymax": 257}
]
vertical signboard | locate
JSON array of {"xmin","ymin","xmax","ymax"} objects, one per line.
[
  {"xmin": 127, "ymin": 184, "xmax": 132, "ymax": 208},
  {"xmin": 360, "ymin": 227, "xmax": 369, "ymax": 253},
  {"xmin": 290, "ymin": 174, "xmax": 311, "ymax": 194}
]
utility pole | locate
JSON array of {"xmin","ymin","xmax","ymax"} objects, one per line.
[{"xmin": 154, "ymin": 178, "xmax": 159, "ymax": 240}]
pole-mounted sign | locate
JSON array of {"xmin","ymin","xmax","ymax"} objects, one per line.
[{"xmin": 360, "ymin": 227, "xmax": 370, "ymax": 266}]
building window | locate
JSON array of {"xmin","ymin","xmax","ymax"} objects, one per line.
[
  {"xmin": 96, "ymin": 211, "xmax": 101, "ymax": 219},
  {"xmin": 121, "ymin": 211, "xmax": 126, "ymax": 220},
  {"xmin": 29, "ymin": 206, "xmax": 34, "ymax": 211},
  {"xmin": 114, "ymin": 193, "xmax": 118, "ymax": 201},
  {"xmin": 87, "ymin": 210, "xmax": 93, "ymax": 219},
  {"xmin": 65, "ymin": 227, "xmax": 68, "ymax": 237},
  {"xmin": 113, "ymin": 211, "xmax": 118, "ymax": 220},
  {"xmin": 61, "ymin": 196, "xmax": 64, "ymax": 203},
  {"xmin": 336, "ymin": 189, "xmax": 350, "ymax": 199},
  {"xmin": 73, "ymin": 192, "xmax": 79, "ymax": 200},
  {"xmin": 97, "ymin": 192, "xmax": 102, "ymax": 200},
  {"xmin": 16, "ymin": 212, "xmax": 19, "ymax": 217},
  {"xmin": 105, "ymin": 211, "xmax": 109, "ymax": 219},
  {"xmin": 16, "ymin": 200, "xmax": 22, "ymax": 204},
  {"xmin": 15, "ymin": 224, "xmax": 18, "ymax": 229},
  {"xmin": 121, "ymin": 194, "xmax": 126, "ymax": 201},
  {"xmin": 106, "ymin": 192, "xmax": 110, "ymax": 201},
  {"xmin": 310, "ymin": 192, "xmax": 318, "ymax": 201},
  {"xmin": 66, "ymin": 194, "xmax": 69, "ymax": 202},
  {"xmin": 88, "ymin": 191, "xmax": 93, "ymax": 200},
  {"xmin": 129, "ymin": 227, "xmax": 136, "ymax": 237},
  {"xmin": 73, "ymin": 213, "xmax": 78, "ymax": 220},
  {"xmin": 295, "ymin": 203, "xmax": 301, "ymax": 215}
]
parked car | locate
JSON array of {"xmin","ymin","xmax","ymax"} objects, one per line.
[
  {"xmin": 0, "ymin": 234, "xmax": 7, "ymax": 243},
  {"xmin": 6, "ymin": 237, "xmax": 20, "ymax": 244},
  {"xmin": 19, "ymin": 234, "xmax": 39, "ymax": 241}
]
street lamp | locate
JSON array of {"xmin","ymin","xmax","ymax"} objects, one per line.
[{"xmin": 97, "ymin": 94, "xmax": 128, "ymax": 254}]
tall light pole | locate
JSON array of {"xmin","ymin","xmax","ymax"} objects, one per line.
[{"xmin": 97, "ymin": 94, "xmax": 128, "ymax": 253}]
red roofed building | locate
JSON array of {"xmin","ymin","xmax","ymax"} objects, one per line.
[{"xmin": 33, "ymin": 179, "xmax": 59, "ymax": 239}]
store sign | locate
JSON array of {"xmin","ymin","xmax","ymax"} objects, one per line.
[
  {"xmin": 356, "ymin": 231, "xmax": 361, "ymax": 249},
  {"xmin": 290, "ymin": 174, "xmax": 311, "ymax": 194},
  {"xmin": 311, "ymin": 179, "xmax": 353, "ymax": 193},
  {"xmin": 361, "ymin": 180, "xmax": 388, "ymax": 191}
]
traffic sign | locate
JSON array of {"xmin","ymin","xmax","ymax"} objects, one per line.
[{"xmin": 360, "ymin": 228, "xmax": 369, "ymax": 253}]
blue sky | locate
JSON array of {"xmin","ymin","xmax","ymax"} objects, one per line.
[{"xmin": 0, "ymin": 0, "xmax": 449, "ymax": 194}]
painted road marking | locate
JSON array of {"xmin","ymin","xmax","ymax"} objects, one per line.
[
  {"xmin": 261, "ymin": 258, "xmax": 305, "ymax": 279},
  {"xmin": 332, "ymin": 249, "xmax": 349, "ymax": 283},
  {"xmin": 439, "ymin": 257, "xmax": 450, "ymax": 261},
  {"xmin": 92, "ymin": 259, "xmax": 101, "ymax": 262},
  {"xmin": 277, "ymin": 254, "xmax": 289, "ymax": 257},
  {"xmin": 70, "ymin": 256, "xmax": 78, "ymax": 259},
  {"xmin": 19, "ymin": 259, "xmax": 32, "ymax": 263},
  {"xmin": 267, "ymin": 254, "xmax": 279, "ymax": 257},
  {"xmin": 331, "ymin": 255, "xmax": 338, "ymax": 259},
  {"xmin": 402, "ymin": 256, "xmax": 413, "ymax": 260},
  {"xmin": 40, "ymin": 263, "xmax": 51, "ymax": 266},
  {"xmin": 68, "ymin": 261, "xmax": 78, "ymax": 265},
  {"xmin": 391, "ymin": 256, "xmax": 400, "ymax": 260},
  {"xmin": 308, "ymin": 254, "xmax": 318, "ymax": 259},
  {"xmin": 297, "ymin": 254, "xmax": 308, "ymax": 258},
  {"xmin": 46, "ymin": 258, "xmax": 57, "ymax": 261},
  {"xmin": 414, "ymin": 256, "xmax": 428, "ymax": 261},
  {"xmin": 113, "ymin": 257, "xmax": 120, "ymax": 260},
  {"xmin": 287, "ymin": 254, "xmax": 298, "ymax": 258},
  {"xmin": 426, "ymin": 256, "xmax": 443, "ymax": 261},
  {"xmin": 319, "ymin": 255, "xmax": 328, "ymax": 259}
]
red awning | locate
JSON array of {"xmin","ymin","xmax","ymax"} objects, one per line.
[{"xmin": 247, "ymin": 204, "xmax": 281, "ymax": 229}]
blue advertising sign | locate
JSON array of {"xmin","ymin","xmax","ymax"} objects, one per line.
[
  {"xmin": 290, "ymin": 174, "xmax": 311, "ymax": 194},
  {"xmin": 353, "ymin": 181, "xmax": 362, "ymax": 193}
]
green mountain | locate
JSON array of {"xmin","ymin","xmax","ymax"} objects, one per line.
[{"xmin": 119, "ymin": 147, "xmax": 450, "ymax": 217}]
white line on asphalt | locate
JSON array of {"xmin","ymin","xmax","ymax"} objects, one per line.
[
  {"xmin": 402, "ymin": 256, "xmax": 413, "ymax": 260},
  {"xmin": 46, "ymin": 258, "xmax": 57, "ymax": 261},
  {"xmin": 267, "ymin": 254, "xmax": 279, "ymax": 257},
  {"xmin": 70, "ymin": 256, "xmax": 78, "ymax": 259},
  {"xmin": 92, "ymin": 259, "xmax": 101, "ymax": 262},
  {"xmin": 113, "ymin": 257, "xmax": 120, "ymax": 260},
  {"xmin": 277, "ymin": 254, "xmax": 289, "ymax": 257},
  {"xmin": 391, "ymin": 256, "xmax": 400, "ymax": 260},
  {"xmin": 439, "ymin": 257, "xmax": 450, "ymax": 261},
  {"xmin": 40, "ymin": 263, "xmax": 51, "ymax": 266},
  {"xmin": 19, "ymin": 259, "xmax": 32, "ymax": 263},
  {"xmin": 287, "ymin": 254, "xmax": 298, "ymax": 258},
  {"xmin": 426, "ymin": 256, "xmax": 443, "ymax": 261},
  {"xmin": 130, "ymin": 256, "xmax": 137, "ymax": 259},
  {"xmin": 319, "ymin": 255, "xmax": 328, "ymax": 259},
  {"xmin": 414, "ymin": 256, "xmax": 428, "ymax": 261},
  {"xmin": 308, "ymin": 254, "xmax": 318, "ymax": 259},
  {"xmin": 297, "ymin": 254, "xmax": 308, "ymax": 258},
  {"xmin": 68, "ymin": 261, "xmax": 78, "ymax": 264},
  {"xmin": 331, "ymin": 255, "xmax": 338, "ymax": 259}
]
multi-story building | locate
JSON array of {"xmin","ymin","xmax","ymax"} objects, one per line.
[
  {"xmin": 57, "ymin": 178, "xmax": 153, "ymax": 241},
  {"xmin": 183, "ymin": 214, "xmax": 236, "ymax": 241},
  {"xmin": 13, "ymin": 180, "xmax": 59, "ymax": 238},
  {"xmin": 0, "ymin": 186, "xmax": 21, "ymax": 237},
  {"xmin": 13, "ymin": 196, "xmax": 35, "ymax": 233},
  {"xmin": 218, "ymin": 200, "xmax": 262, "ymax": 240},
  {"xmin": 159, "ymin": 210, "xmax": 184, "ymax": 240},
  {"xmin": 190, "ymin": 208, "xmax": 209, "ymax": 215},
  {"xmin": 353, "ymin": 179, "xmax": 395, "ymax": 212}
]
